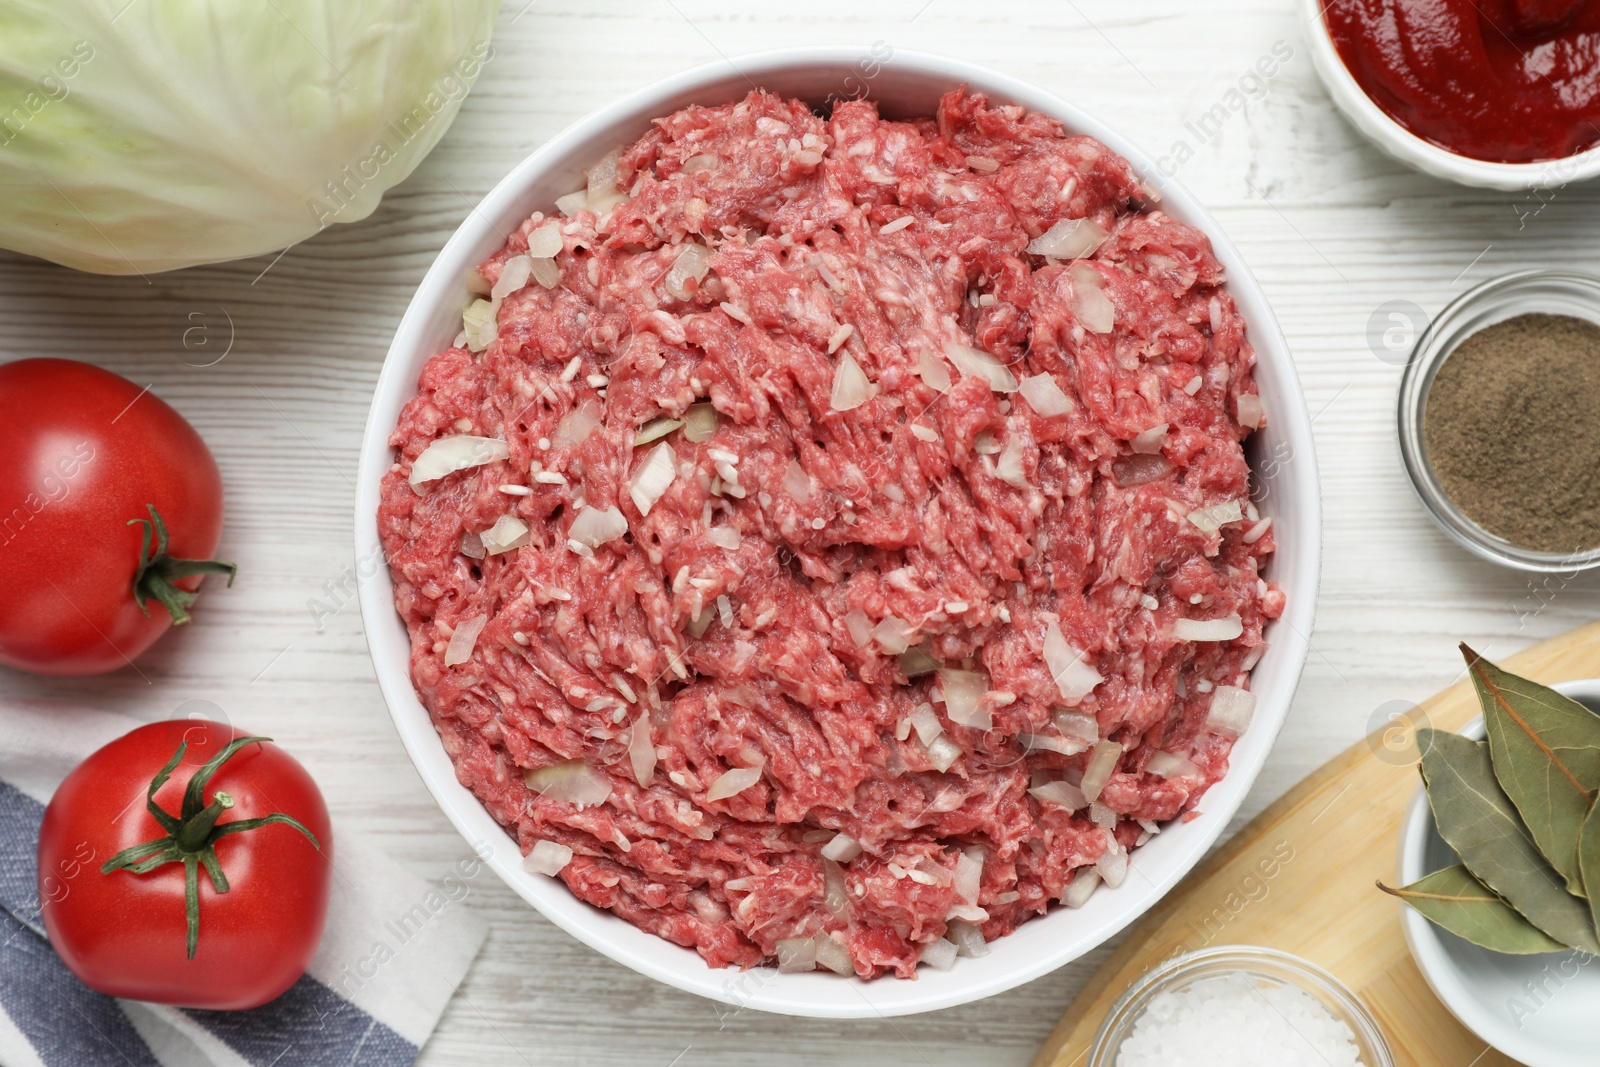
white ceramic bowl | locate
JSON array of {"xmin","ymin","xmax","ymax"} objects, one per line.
[
  {"xmin": 356, "ymin": 46, "xmax": 1322, "ymax": 1018},
  {"xmin": 1396, "ymin": 686, "xmax": 1600, "ymax": 1066},
  {"xmin": 1303, "ymin": 0, "xmax": 1600, "ymax": 191}
]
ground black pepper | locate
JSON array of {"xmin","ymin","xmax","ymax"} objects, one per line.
[{"xmin": 1424, "ymin": 312, "xmax": 1600, "ymax": 554}]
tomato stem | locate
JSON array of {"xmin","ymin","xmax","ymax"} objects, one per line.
[
  {"xmin": 100, "ymin": 735, "xmax": 320, "ymax": 960},
  {"xmin": 174, "ymin": 791, "xmax": 233, "ymax": 851},
  {"xmin": 128, "ymin": 504, "xmax": 237, "ymax": 625}
]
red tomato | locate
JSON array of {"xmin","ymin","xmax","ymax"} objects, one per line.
[
  {"xmin": 38, "ymin": 719, "xmax": 332, "ymax": 1010},
  {"xmin": 0, "ymin": 358, "xmax": 234, "ymax": 676}
]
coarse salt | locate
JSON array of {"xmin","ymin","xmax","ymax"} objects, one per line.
[{"xmin": 1114, "ymin": 973, "xmax": 1367, "ymax": 1067}]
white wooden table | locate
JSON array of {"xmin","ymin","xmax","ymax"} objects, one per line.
[{"xmin": 4, "ymin": 2, "xmax": 1598, "ymax": 1064}]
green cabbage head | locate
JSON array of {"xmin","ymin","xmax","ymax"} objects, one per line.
[{"xmin": 0, "ymin": 0, "xmax": 500, "ymax": 274}]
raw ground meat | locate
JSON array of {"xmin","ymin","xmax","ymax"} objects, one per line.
[{"xmin": 378, "ymin": 88, "xmax": 1284, "ymax": 979}]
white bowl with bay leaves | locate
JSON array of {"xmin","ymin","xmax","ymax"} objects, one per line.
[
  {"xmin": 355, "ymin": 45, "xmax": 1323, "ymax": 1018},
  {"xmin": 1396, "ymin": 679, "xmax": 1600, "ymax": 1067}
]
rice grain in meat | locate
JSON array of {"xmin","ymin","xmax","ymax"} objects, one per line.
[{"xmin": 378, "ymin": 88, "xmax": 1283, "ymax": 979}]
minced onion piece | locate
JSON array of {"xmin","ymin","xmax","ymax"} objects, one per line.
[
  {"xmin": 568, "ymin": 506, "xmax": 627, "ymax": 548},
  {"xmin": 830, "ymin": 352, "xmax": 876, "ymax": 411},
  {"xmin": 1206, "ymin": 685, "xmax": 1256, "ymax": 739},
  {"xmin": 1173, "ymin": 615, "xmax": 1243, "ymax": 642},
  {"xmin": 551, "ymin": 400, "xmax": 602, "ymax": 449},
  {"xmin": 973, "ymin": 430, "xmax": 1001, "ymax": 455},
  {"xmin": 1063, "ymin": 869, "xmax": 1101, "ymax": 907},
  {"xmin": 524, "ymin": 840, "xmax": 573, "ymax": 876},
  {"xmin": 937, "ymin": 668, "xmax": 992, "ymax": 731},
  {"xmin": 920, "ymin": 938, "xmax": 958, "ymax": 971},
  {"xmin": 443, "ymin": 614, "xmax": 487, "ymax": 666},
  {"xmin": 946, "ymin": 919, "xmax": 989, "ymax": 958},
  {"xmin": 706, "ymin": 526, "xmax": 740, "ymax": 550},
  {"xmin": 1019, "ymin": 732, "xmax": 1088, "ymax": 756},
  {"xmin": 1054, "ymin": 709, "xmax": 1100, "ymax": 745},
  {"xmin": 665, "ymin": 242, "xmax": 711, "ymax": 300},
  {"xmin": 461, "ymin": 298, "xmax": 497, "ymax": 352},
  {"xmin": 1236, "ymin": 392, "xmax": 1265, "ymax": 430},
  {"xmin": 1242, "ymin": 517, "xmax": 1272, "ymax": 544},
  {"xmin": 1029, "ymin": 780, "xmax": 1089, "ymax": 810},
  {"xmin": 555, "ymin": 190, "xmax": 589, "ymax": 217},
  {"xmin": 1042, "ymin": 619, "xmax": 1104, "ymax": 705},
  {"xmin": 530, "ymin": 257, "xmax": 561, "ymax": 289},
  {"xmin": 481, "ymin": 514, "xmax": 530, "ymax": 555},
  {"xmin": 524, "ymin": 761, "xmax": 611, "ymax": 808},
  {"xmin": 1131, "ymin": 424, "xmax": 1168, "ymax": 454},
  {"xmin": 584, "ymin": 147, "xmax": 627, "ymax": 216},
  {"xmin": 492, "ymin": 255, "xmax": 533, "ymax": 304},
  {"xmin": 1089, "ymin": 801, "xmax": 1117, "ymax": 829},
  {"xmin": 1027, "ymin": 217, "xmax": 1109, "ymax": 259},
  {"xmin": 409, "ymin": 435, "xmax": 511, "ymax": 489},
  {"xmin": 899, "ymin": 645, "xmax": 938, "ymax": 678},
  {"xmin": 872, "ymin": 615, "xmax": 914, "ymax": 655},
  {"xmin": 633, "ymin": 416, "xmax": 683, "ymax": 446},
  {"xmin": 1147, "ymin": 751, "xmax": 1201, "ymax": 779},
  {"xmin": 686, "ymin": 607, "xmax": 713, "ymax": 638},
  {"xmin": 629, "ymin": 442, "xmax": 677, "ymax": 516},
  {"xmin": 781, "ymin": 458, "xmax": 813, "ymax": 503},
  {"xmin": 777, "ymin": 937, "xmax": 817, "ymax": 973},
  {"xmin": 954, "ymin": 848, "xmax": 983, "ymax": 902},
  {"xmin": 526, "ymin": 221, "xmax": 563, "ymax": 260},
  {"xmin": 945, "ymin": 341, "xmax": 1018, "ymax": 392},
  {"xmin": 1081, "ymin": 740, "xmax": 1122, "ymax": 803},
  {"xmin": 1187, "ymin": 500, "xmax": 1243, "ymax": 533},
  {"xmin": 843, "ymin": 609, "xmax": 873, "ymax": 647},
  {"xmin": 812, "ymin": 932, "xmax": 854, "ymax": 976},
  {"xmin": 458, "ymin": 529, "xmax": 485, "ymax": 559},
  {"xmin": 925, "ymin": 735, "xmax": 962, "ymax": 772},
  {"xmin": 1067, "ymin": 263, "xmax": 1115, "ymax": 334},
  {"xmin": 917, "ymin": 348, "xmax": 952, "ymax": 392},
  {"xmin": 1096, "ymin": 840, "xmax": 1129, "ymax": 888},
  {"xmin": 683, "ymin": 402, "xmax": 719, "ymax": 442},
  {"xmin": 822, "ymin": 858, "xmax": 852, "ymax": 919},
  {"xmin": 1018, "ymin": 373, "xmax": 1071, "ymax": 417},
  {"xmin": 821, "ymin": 832, "xmax": 862, "ymax": 863},
  {"xmin": 1112, "ymin": 453, "xmax": 1175, "ymax": 488},
  {"xmin": 706, "ymin": 766, "xmax": 762, "ymax": 801},
  {"xmin": 909, "ymin": 703, "xmax": 944, "ymax": 746},
  {"xmin": 628, "ymin": 714, "xmax": 655, "ymax": 787},
  {"xmin": 995, "ymin": 434, "xmax": 1029, "ymax": 489}
]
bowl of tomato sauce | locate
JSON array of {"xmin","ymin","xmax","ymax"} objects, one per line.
[{"xmin": 1306, "ymin": 0, "xmax": 1600, "ymax": 189}]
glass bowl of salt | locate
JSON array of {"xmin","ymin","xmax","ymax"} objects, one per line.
[{"xmin": 1085, "ymin": 945, "xmax": 1395, "ymax": 1067}]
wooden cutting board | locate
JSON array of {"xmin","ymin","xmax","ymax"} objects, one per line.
[{"xmin": 1033, "ymin": 621, "xmax": 1600, "ymax": 1067}]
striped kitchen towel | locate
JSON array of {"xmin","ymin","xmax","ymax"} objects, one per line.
[{"xmin": 0, "ymin": 701, "xmax": 489, "ymax": 1067}]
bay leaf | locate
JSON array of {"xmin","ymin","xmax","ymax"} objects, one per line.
[
  {"xmin": 1462, "ymin": 644, "xmax": 1600, "ymax": 896},
  {"xmin": 1582, "ymin": 799, "xmax": 1600, "ymax": 942},
  {"xmin": 1417, "ymin": 727, "xmax": 1599, "ymax": 953},
  {"xmin": 1379, "ymin": 866, "xmax": 1565, "ymax": 954}
]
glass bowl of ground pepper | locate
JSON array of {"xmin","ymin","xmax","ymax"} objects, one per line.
[{"xmin": 1399, "ymin": 269, "xmax": 1600, "ymax": 571}]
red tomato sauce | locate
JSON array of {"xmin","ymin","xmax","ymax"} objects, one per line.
[{"xmin": 1324, "ymin": 0, "xmax": 1600, "ymax": 162}]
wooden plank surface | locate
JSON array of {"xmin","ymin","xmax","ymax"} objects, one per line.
[
  {"xmin": 3, "ymin": 3, "xmax": 1600, "ymax": 1065},
  {"xmin": 1034, "ymin": 624, "xmax": 1600, "ymax": 1067}
]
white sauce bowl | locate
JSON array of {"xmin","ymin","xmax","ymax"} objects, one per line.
[{"xmin": 356, "ymin": 46, "xmax": 1322, "ymax": 1018}]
